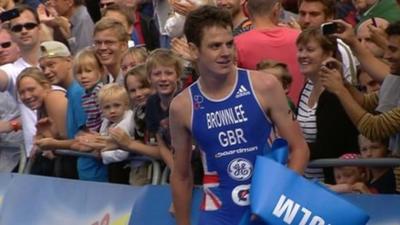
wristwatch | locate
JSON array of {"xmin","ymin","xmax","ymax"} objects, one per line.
[{"xmin": 9, "ymin": 120, "xmax": 21, "ymax": 132}]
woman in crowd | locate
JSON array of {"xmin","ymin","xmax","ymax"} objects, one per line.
[
  {"xmin": 296, "ymin": 27, "xmax": 359, "ymax": 183},
  {"xmin": 16, "ymin": 67, "xmax": 68, "ymax": 175}
]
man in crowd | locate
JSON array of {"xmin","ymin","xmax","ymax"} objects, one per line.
[
  {"xmin": 215, "ymin": 0, "xmax": 252, "ymax": 36},
  {"xmin": 235, "ymin": 0, "xmax": 302, "ymax": 103},
  {"xmin": 0, "ymin": 5, "xmax": 42, "ymax": 157}
]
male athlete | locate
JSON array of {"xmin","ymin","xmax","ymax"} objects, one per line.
[{"xmin": 170, "ymin": 6, "xmax": 309, "ymax": 225}]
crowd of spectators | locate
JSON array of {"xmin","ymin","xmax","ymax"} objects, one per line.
[{"xmin": 0, "ymin": 0, "xmax": 399, "ymax": 194}]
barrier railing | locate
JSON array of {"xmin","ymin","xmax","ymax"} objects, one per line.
[
  {"xmin": 0, "ymin": 143, "xmax": 26, "ymax": 173},
  {"xmin": 308, "ymin": 158, "xmax": 400, "ymax": 168},
  {"xmin": 24, "ymin": 149, "xmax": 162, "ymax": 185}
]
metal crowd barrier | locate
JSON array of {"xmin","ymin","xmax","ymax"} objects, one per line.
[
  {"xmin": 0, "ymin": 142, "xmax": 26, "ymax": 173},
  {"xmin": 24, "ymin": 149, "xmax": 162, "ymax": 185},
  {"xmin": 308, "ymin": 158, "xmax": 400, "ymax": 168}
]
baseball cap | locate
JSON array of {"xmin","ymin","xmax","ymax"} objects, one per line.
[
  {"xmin": 339, "ymin": 153, "xmax": 359, "ymax": 160},
  {"xmin": 39, "ymin": 41, "xmax": 71, "ymax": 59}
]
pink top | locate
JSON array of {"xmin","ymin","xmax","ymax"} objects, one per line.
[{"xmin": 235, "ymin": 27, "xmax": 304, "ymax": 103}]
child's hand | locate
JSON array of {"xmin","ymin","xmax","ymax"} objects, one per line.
[
  {"xmin": 109, "ymin": 127, "xmax": 131, "ymax": 149},
  {"xmin": 351, "ymin": 182, "xmax": 371, "ymax": 194}
]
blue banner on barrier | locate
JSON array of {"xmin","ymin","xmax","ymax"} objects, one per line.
[
  {"xmin": 0, "ymin": 173, "xmax": 399, "ymax": 225},
  {"xmin": 0, "ymin": 173, "xmax": 141, "ymax": 225},
  {"xmin": 250, "ymin": 139, "xmax": 370, "ymax": 225}
]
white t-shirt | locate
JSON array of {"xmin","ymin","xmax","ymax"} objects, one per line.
[
  {"xmin": 0, "ymin": 58, "xmax": 37, "ymax": 156},
  {"xmin": 100, "ymin": 110, "xmax": 134, "ymax": 164}
]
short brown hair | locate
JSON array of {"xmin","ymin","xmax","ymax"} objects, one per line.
[
  {"xmin": 298, "ymin": 0, "xmax": 336, "ymax": 19},
  {"xmin": 146, "ymin": 48, "xmax": 183, "ymax": 78},
  {"xmin": 296, "ymin": 27, "xmax": 337, "ymax": 55},
  {"xmin": 94, "ymin": 17, "xmax": 130, "ymax": 42},
  {"xmin": 124, "ymin": 64, "xmax": 150, "ymax": 92},
  {"xmin": 247, "ymin": 0, "xmax": 279, "ymax": 17},
  {"xmin": 184, "ymin": 5, "xmax": 232, "ymax": 47},
  {"xmin": 102, "ymin": 4, "xmax": 135, "ymax": 27},
  {"xmin": 256, "ymin": 60, "xmax": 292, "ymax": 90}
]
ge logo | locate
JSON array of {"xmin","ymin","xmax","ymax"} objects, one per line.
[
  {"xmin": 227, "ymin": 158, "xmax": 252, "ymax": 181},
  {"xmin": 231, "ymin": 184, "xmax": 250, "ymax": 206}
]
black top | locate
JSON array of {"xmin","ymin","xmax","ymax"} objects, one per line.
[
  {"xmin": 369, "ymin": 169, "xmax": 398, "ymax": 194},
  {"xmin": 145, "ymin": 94, "xmax": 170, "ymax": 146}
]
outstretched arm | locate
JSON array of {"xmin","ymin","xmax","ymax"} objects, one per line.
[
  {"xmin": 332, "ymin": 19, "xmax": 390, "ymax": 82},
  {"xmin": 170, "ymin": 94, "xmax": 193, "ymax": 225}
]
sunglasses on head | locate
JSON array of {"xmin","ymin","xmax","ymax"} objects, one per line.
[
  {"xmin": 10, "ymin": 22, "xmax": 38, "ymax": 33},
  {"xmin": 99, "ymin": 2, "xmax": 115, "ymax": 8},
  {"xmin": 0, "ymin": 42, "xmax": 11, "ymax": 48}
]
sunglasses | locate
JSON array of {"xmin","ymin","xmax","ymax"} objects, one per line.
[
  {"xmin": 10, "ymin": 22, "xmax": 38, "ymax": 33},
  {"xmin": 0, "ymin": 42, "xmax": 11, "ymax": 48},
  {"xmin": 99, "ymin": 2, "xmax": 115, "ymax": 8}
]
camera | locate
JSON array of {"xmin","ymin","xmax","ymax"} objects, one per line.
[
  {"xmin": 0, "ymin": 9, "xmax": 19, "ymax": 22},
  {"xmin": 321, "ymin": 22, "xmax": 338, "ymax": 36}
]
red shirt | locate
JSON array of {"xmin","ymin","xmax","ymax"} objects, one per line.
[{"xmin": 235, "ymin": 27, "xmax": 303, "ymax": 103}]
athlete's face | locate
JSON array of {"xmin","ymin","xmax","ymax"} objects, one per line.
[{"xmin": 191, "ymin": 25, "xmax": 235, "ymax": 77}]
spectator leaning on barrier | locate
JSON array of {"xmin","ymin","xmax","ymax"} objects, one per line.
[
  {"xmin": 16, "ymin": 67, "xmax": 68, "ymax": 176},
  {"xmin": 358, "ymin": 135, "xmax": 398, "ymax": 194},
  {"xmin": 0, "ymin": 4, "xmax": 43, "ymax": 157},
  {"xmin": 98, "ymin": 83, "xmax": 132, "ymax": 184},
  {"xmin": 72, "ymin": 47, "xmax": 109, "ymax": 182},
  {"xmin": 34, "ymin": 41, "xmax": 88, "ymax": 179}
]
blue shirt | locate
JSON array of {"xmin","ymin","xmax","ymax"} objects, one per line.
[{"xmin": 66, "ymin": 80, "xmax": 86, "ymax": 139}]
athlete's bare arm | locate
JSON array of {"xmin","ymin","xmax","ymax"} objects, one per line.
[
  {"xmin": 170, "ymin": 90, "xmax": 194, "ymax": 225},
  {"xmin": 251, "ymin": 70, "xmax": 309, "ymax": 174}
]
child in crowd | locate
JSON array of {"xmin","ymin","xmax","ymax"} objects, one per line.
[
  {"xmin": 73, "ymin": 48, "xmax": 108, "ymax": 182},
  {"xmin": 358, "ymin": 135, "xmax": 398, "ymax": 194},
  {"xmin": 98, "ymin": 83, "xmax": 133, "ymax": 184},
  {"xmin": 145, "ymin": 49, "xmax": 183, "ymax": 169},
  {"xmin": 256, "ymin": 60, "xmax": 296, "ymax": 111},
  {"xmin": 124, "ymin": 64, "xmax": 154, "ymax": 185},
  {"xmin": 124, "ymin": 64, "xmax": 153, "ymax": 140},
  {"xmin": 121, "ymin": 47, "xmax": 149, "ymax": 75},
  {"xmin": 95, "ymin": 64, "xmax": 156, "ymax": 185},
  {"xmin": 329, "ymin": 153, "xmax": 369, "ymax": 193}
]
